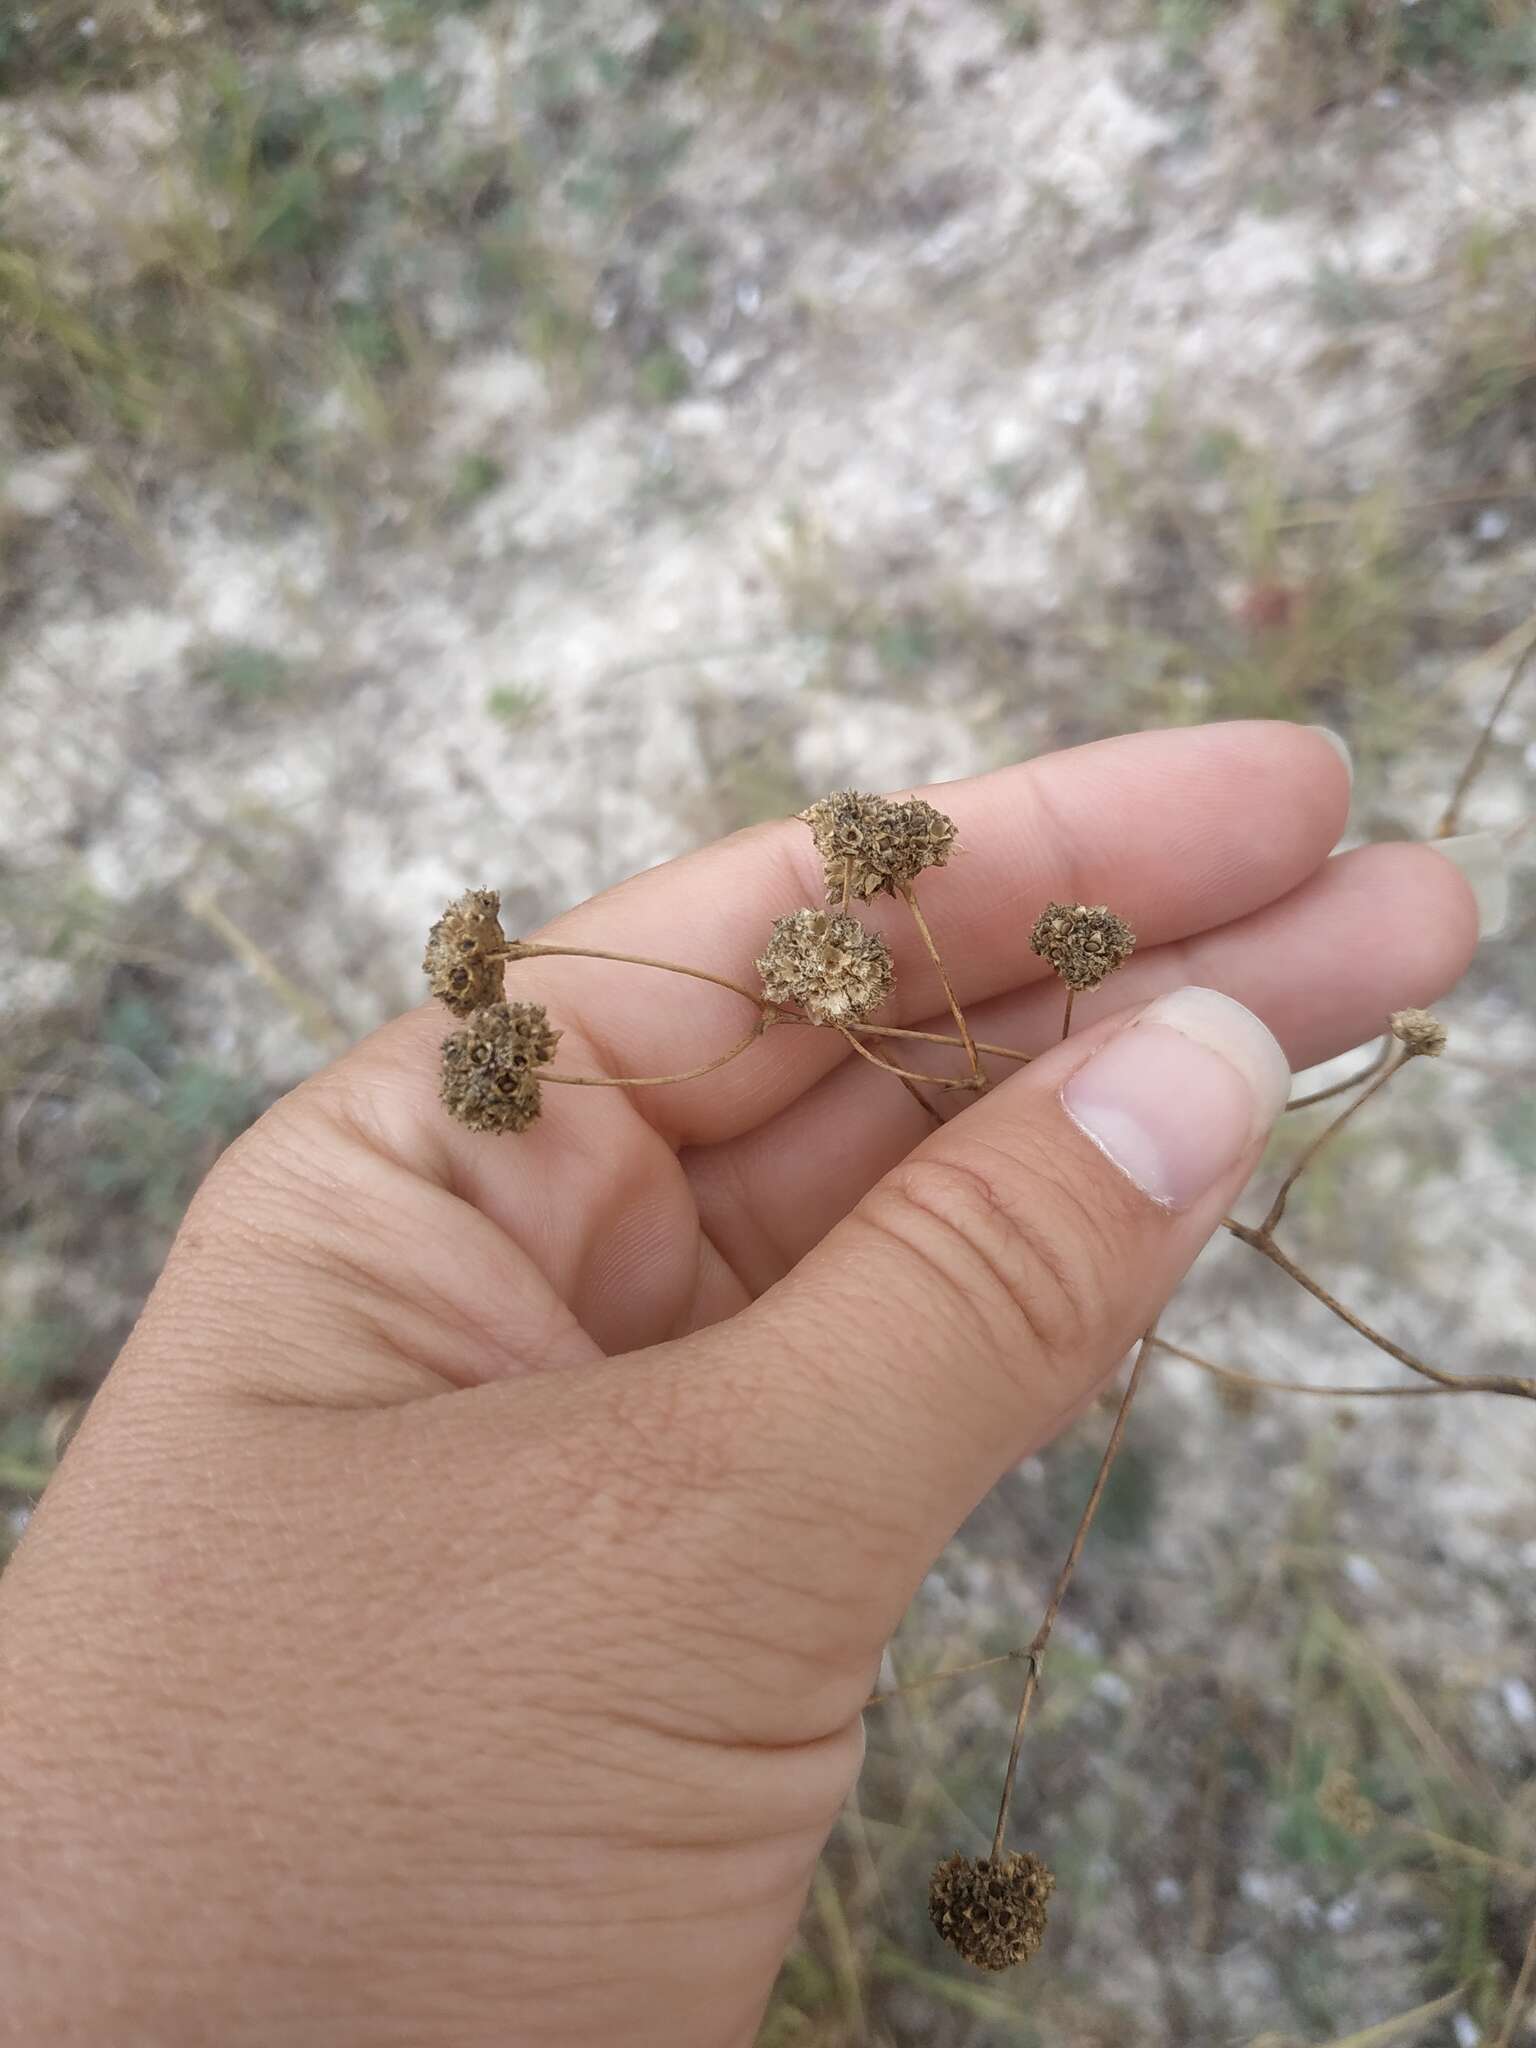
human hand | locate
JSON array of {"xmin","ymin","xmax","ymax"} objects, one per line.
[{"xmin": 0, "ymin": 725, "xmax": 1478, "ymax": 2047}]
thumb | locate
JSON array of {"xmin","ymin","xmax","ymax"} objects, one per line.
[{"xmin": 713, "ymin": 985, "xmax": 1290, "ymax": 1671}]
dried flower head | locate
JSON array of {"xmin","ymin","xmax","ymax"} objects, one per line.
[
  {"xmin": 1028, "ymin": 901, "xmax": 1137, "ymax": 993},
  {"xmin": 439, "ymin": 1001, "xmax": 560, "ymax": 1135},
  {"xmin": 1390, "ymin": 1008, "xmax": 1448, "ymax": 1058},
  {"xmin": 928, "ymin": 1851, "xmax": 1055, "ymax": 1972},
  {"xmin": 756, "ymin": 909, "xmax": 895, "ymax": 1025},
  {"xmin": 1317, "ymin": 1767, "xmax": 1375, "ymax": 1840},
  {"xmin": 799, "ymin": 790, "xmax": 957, "ymax": 902},
  {"xmin": 424, "ymin": 887, "xmax": 508, "ymax": 1016}
]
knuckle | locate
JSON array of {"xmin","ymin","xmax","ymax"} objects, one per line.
[{"xmin": 860, "ymin": 1144, "xmax": 1111, "ymax": 1372}]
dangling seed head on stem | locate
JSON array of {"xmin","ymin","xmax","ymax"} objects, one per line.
[
  {"xmin": 424, "ymin": 887, "xmax": 508, "ymax": 1016},
  {"xmin": 756, "ymin": 909, "xmax": 895, "ymax": 1025},
  {"xmin": 928, "ymin": 1851, "xmax": 1056, "ymax": 1971},
  {"xmin": 439, "ymin": 1000, "xmax": 560, "ymax": 1134},
  {"xmin": 799, "ymin": 791, "xmax": 957, "ymax": 902},
  {"xmin": 1390, "ymin": 1008, "xmax": 1448, "ymax": 1058},
  {"xmin": 1029, "ymin": 901, "xmax": 1136, "ymax": 993}
]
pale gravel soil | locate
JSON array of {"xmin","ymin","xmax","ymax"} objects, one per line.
[{"xmin": 2, "ymin": 5, "xmax": 1534, "ymax": 2041}]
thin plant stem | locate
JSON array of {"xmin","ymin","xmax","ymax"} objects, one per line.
[
  {"xmin": 835, "ymin": 1024, "xmax": 971, "ymax": 1092},
  {"xmin": 989, "ymin": 1320, "xmax": 1159, "ymax": 1862},
  {"xmin": 840, "ymin": 1027, "xmax": 944, "ymax": 1126},
  {"xmin": 183, "ymin": 886, "xmax": 349, "ymax": 1050},
  {"xmin": 501, "ymin": 940, "xmax": 762, "ymax": 1008},
  {"xmin": 847, "ymin": 1022, "xmax": 1031, "ymax": 1064},
  {"xmin": 509, "ymin": 944, "xmax": 1034, "ymax": 1068},
  {"xmin": 1156, "ymin": 1337, "xmax": 1455, "ymax": 1401},
  {"xmin": 1436, "ymin": 625, "xmax": 1536, "ymax": 839},
  {"xmin": 1285, "ymin": 1037, "xmax": 1391, "ymax": 1112},
  {"xmin": 864, "ymin": 1648, "xmax": 1030, "ymax": 1710},
  {"xmin": 1394, "ymin": 1824, "xmax": 1536, "ymax": 1892},
  {"xmin": 1060, "ymin": 988, "xmax": 1075, "ymax": 1042},
  {"xmin": 543, "ymin": 1021, "xmax": 766, "ymax": 1089},
  {"xmin": 1261, "ymin": 1048, "xmax": 1410, "ymax": 1236},
  {"xmin": 900, "ymin": 882, "xmax": 982, "ymax": 1088},
  {"xmin": 1224, "ymin": 1220, "xmax": 1536, "ymax": 1401},
  {"xmin": 1312, "ymin": 1989, "xmax": 1466, "ymax": 2048},
  {"xmin": 1494, "ymin": 1910, "xmax": 1536, "ymax": 2048}
]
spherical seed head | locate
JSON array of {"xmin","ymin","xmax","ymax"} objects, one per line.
[
  {"xmin": 439, "ymin": 1000, "xmax": 560, "ymax": 1135},
  {"xmin": 885, "ymin": 795, "xmax": 958, "ymax": 887},
  {"xmin": 1028, "ymin": 901, "xmax": 1137, "ymax": 993},
  {"xmin": 1390, "ymin": 1007, "xmax": 1448, "ymax": 1058},
  {"xmin": 756, "ymin": 909, "xmax": 895, "ymax": 1025},
  {"xmin": 928, "ymin": 1851, "xmax": 1055, "ymax": 1972},
  {"xmin": 424, "ymin": 888, "xmax": 507, "ymax": 1016},
  {"xmin": 1317, "ymin": 1767, "xmax": 1376, "ymax": 1840},
  {"xmin": 799, "ymin": 791, "xmax": 957, "ymax": 901}
]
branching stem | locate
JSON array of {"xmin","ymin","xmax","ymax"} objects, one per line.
[
  {"xmin": 835, "ymin": 1025, "xmax": 971, "ymax": 1093},
  {"xmin": 1284, "ymin": 1036, "xmax": 1391, "ymax": 1112},
  {"xmin": 838, "ymin": 1027, "xmax": 945, "ymax": 1125},
  {"xmin": 1156, "ymin": 1337, "xmax": 1457, "ymax": 1401},
  {"xmin": 865, "ymin": 1648, "xmax": 1030, "ymax": 1710},
  {"xmin": 900, "ymin": 883, "xmax": 983, "ymax": 1090},
  {"xmin": 1261, "ymin": 1048, "xmax": 1409, "ymax": 1236},
  {"xmin": 1224, "ymin": 1221, "xmax": 1536, "ymax": 1401},
  {"xmin": 543, "ymin": 1020, "xmax": 767, "ymax": 1089}
]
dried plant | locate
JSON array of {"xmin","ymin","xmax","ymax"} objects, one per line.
[
  {"xmin": 756, "ymin": 908, "xmax": 895, "ymax": 1026},
  {"xmin": 928, "ymin": 1849, "xmax": 1056, "ymax": 1971},
  {"xmin": 1317, "ymin": 1767, "xmax": 1377, "ymax": 1841},
  {"xmin": 411, "ymin": 664, "xmax": 1531, "ymax": 1980}
]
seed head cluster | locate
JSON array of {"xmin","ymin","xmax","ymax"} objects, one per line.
[
  {"xmin": 799, "ymin": 790, "xmax": 957, "ymax": 902},
  {"xmin": 1317, "ymin": 1767, "xmax": 1376, "ymax": 1840},
  {"xmin": 1390, "ymin": 1007, "xmax": 1448, "ymax": 1058},
  {"xmin": 928, "ymin": 1851, "xmax": 1056, "ymax": 1972},
  {"xmin": 439, "ymin": 1001, "xmax": 560, "ymax": 1134},
  {"xmin": 1028, "ymin": 901, "xmax": 1137, "ymax": 993},
  {"xmin": 757, "ymin": 909, "xmax": 895, "ymax": 1025},
  {"xmin": 423, "ymin": 887, "xmax": 508, "ymax": 1016}
]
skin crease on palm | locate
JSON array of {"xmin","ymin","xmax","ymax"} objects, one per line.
[{"xmin": 0, "ymin": 725, "xmax": 1480, "ymax": 2048}]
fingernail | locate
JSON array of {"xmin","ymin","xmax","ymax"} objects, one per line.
[
  {"xmin": 1427, "ymin": 831, "xmax": 1508, "ymax": 938},
  {"xmin": 1061, "ymin": 987, "xmax": 1291, "ymax": 1210},
  {"xmin": 1306, "ymin": 725, "xmax": 1354, "ymax": 786}
]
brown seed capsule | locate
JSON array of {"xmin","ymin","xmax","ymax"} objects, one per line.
[
  {"xmin": 928, "ymin": 1850, "xmax": 1056, "ymax": 1972},
  {"xmin": 1390, "ymin": 1007, "xmax": 1448, "ymax": 1058},
  {"xmin": 799, "ymin": 790, "xmax": 957, "ymax": 902},
  {"xmin": 1317, "ymin": 1767, "xmax": 1375, "ymax": 1840},
  {"xmin": 423, "ymin": 887, "xmax": 508, "ymax": 1016},
  {"xmin": 1028, "ymin": 901, "xmax": 1137, "ymax": 993},
  {"xmin": 439, "ymin": 1000, "xmax": 560, "ymax": 1134},
  {"xmin": 756, "ymin": 908, "xmax": 895, "ymax": 1025}
]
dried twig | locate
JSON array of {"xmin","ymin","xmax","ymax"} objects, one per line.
[
  {"xmin": 1436, "ymin": 621, "xmax": 1536, "ymax": 839},
  {"xmin": 1224, "ymin": 1221, "xmax": 1535, "ymax": 1401},
  {"xmin": 900, "ymin": 881, "xmax": 983, "ymax": 1088},
  {"xmin": 1156, "ymin": 1337, "xmax": 1455, "ymax": 1401},
  {"xmin": 1285, "ymin": 1035, "xmax": 1391, "ymax": 1112},
  {"xmin": 989, "ymin": 1321, "xmax": 1159, "ymax": 1860},
  {"xmin": 1261, "ymin": 1045, "xmax": 1409, "ymax": 1236}
]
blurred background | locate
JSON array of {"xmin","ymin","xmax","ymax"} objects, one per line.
[{"xmin": 3, "ymin": 2, "xmax": 1535, "ymax": 2041}]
